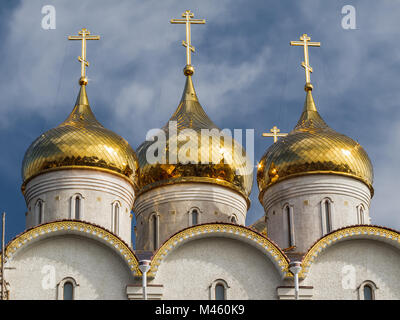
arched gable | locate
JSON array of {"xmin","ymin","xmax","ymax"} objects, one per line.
[
  {"xmin": 148, "ymin": 223, "xmax": 290, "ymax": 278},
  {"xmin": 1, "ymin": 220, "xmax": 141, "ymax": 276},
  {"xmin": 301, "ymin": 225, "xmax": 400, "ymax": 278}
]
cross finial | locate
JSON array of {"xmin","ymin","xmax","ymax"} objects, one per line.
[
  {"xmin": 68, "ymin": 28, "xmax": 100, "ymax": 85},
  {"xmin": 290, "ymin": 34, "xmax": 320, "ymax": 91},
  {"xmin": 170, "ymin": 10, "xmax": 205, "ymax": 76},
  {"xmin": 262, "ymin": 126, "xmax": 288, "ymax": 143}
]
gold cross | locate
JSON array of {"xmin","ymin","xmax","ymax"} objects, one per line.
[
  {"xmin": 262, "ymin": 126, "xmax": 288, "ymax": 143},
  {"xmin": 171, "ymin": 10, "xmax": 205, "ymax": 75},
  {"xmin": 290, "ymin": 34, "xmax": 320, "ymax": 86},
  {"xmin": 68, "ymin": 28, "xmax": 100, "ymax": 85}
]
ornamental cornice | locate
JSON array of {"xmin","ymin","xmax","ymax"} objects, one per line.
[
  {"xmin": 300, "ymin": 225, "xmax": 400, "ymax": 279},
  {"xmin": 1, "ymin": 220, "xmax": 141, "ymax": 276},
  {"xmin": 148, "ymin": 223, "xmax": 290, "ymax": 279}
]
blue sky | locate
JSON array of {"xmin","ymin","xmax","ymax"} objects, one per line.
[{"xmin": 1, "ymin": 0, "xmax": 400, "ymax": 244}]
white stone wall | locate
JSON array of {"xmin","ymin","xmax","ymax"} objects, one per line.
[
  {"xmin": 23, "ymin": 169, "xmax": 135, "ymax": 245},
  {"xmin": 261, "ymin": 175, "xmax": 371, "ymax": 253},
  {"xmin": 4, "ymin": 234, "xmax": 136, "ymax": 300},
  {"xmin": 302, "ymin": 239, "xmax": 400, "ymax": 299},
  {"xmin": 152, "ymin": 237, "xmax": 282, "ymax": 299},
  {"xmin": 134, "ymin": 183, "xmax": 248, "ymax": 251}
]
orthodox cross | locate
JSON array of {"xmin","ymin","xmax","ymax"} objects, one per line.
[
  {"xmin": 290, "ymin": 34, "xmax": 320, "ymax": 85},
  {"xmin": 262, "ymin": 126, "xmax": 288, "ymax": 143},
  {"xmin": 170, "ymin": 10, "xmax": 205, "ymax": 69},
  {"xmin": 68, "ymin": 28, "xmax": 100, "ymax": 84}
]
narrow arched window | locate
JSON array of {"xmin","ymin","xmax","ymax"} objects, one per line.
[
  {"xmin": 230, "ymin": 215, "xmax": 237, "ymax": 224},
  {"xmin": 322, "ymin": 199, "xmax": 333, "ymax": 235},
  {"xmin": 358, "ymin": 281, "xmax": 377, "ymax": 300},
  {"xmin": 210, "ymin": 279, "xmax": 229, "ymax": 300},
  {"xmin": 38, "ymin": 201, "xmax": 43, "ymax": 224},
  {"xmin": 71, "ymin": 194, "xmax": 84, "ymax": 220},
  {"xmin": 325, "ymin": 201, "xmax": 331, "ymax": 233},
  {"xmin": 149, "ymin": 214, "xmax": 159, "ymax": 251},
  {"xmin": 152, "ymin": 215, "xmax": 158, "ymax": 251},
  {"xmin": 215, "ymin": 284, "xmax": 225, "ymax": 300},
  {"xmin": 358, "ymin": 206, "xmax": 365, "ymax": 224},
  {"xmin": 57, "ymin": 277, "xmax": 78, "ymax": 300},
  {"xmin": 75, "ymin": 197, "xmax": 80, "ymax": 219},
  {"xmin": 36, "ymin": 200, "xmax": 44, "ymax": 225},
  {"xmin": 188, "ymin": 208, "xmax": 200, "ymax": 227},
  {"xmin": 363, "ymin": 285, "xmax": 373, "ymax": 300},
  {"xmin": 113, "ymin": 203, "xmax": 119, "ymax": 235},
  {"xmin": 63, "ymin": 281, "xmax": 74, "ymax": 300},
  {"xmin": 191, "ymin": 209, "xmax": 198, "ymax": 226},
  {"xmin": 286, "ymin": 206, "xmax": 294, "ymax": 247}
]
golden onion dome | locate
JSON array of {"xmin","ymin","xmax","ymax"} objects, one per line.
[
  {"xmin": 22, "ymin": 85, "xmax": 139, "ymax": 190},
  {"xmin": 257, "ymin": 88, "xmax": 374, "ymax": 200},
  {"xmin": 136, "ymin": 75, "xmax": 253, "ymax": 203}
]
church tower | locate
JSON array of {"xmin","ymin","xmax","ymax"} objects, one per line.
[
  {"xmin": 21, "ymin": 28, "xmax": 139, "ymax": 246},
  {"xmin": 134, "ymin": 11, "xmax": 253, "ymax": 251},
  {"xmin": 257, "ymin": 34, "xmax": 374, "ymax": 255}
]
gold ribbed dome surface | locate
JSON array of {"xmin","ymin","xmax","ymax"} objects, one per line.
[
  {"xmin": 136, "ymin": 76, "xmax": 253, "ymax": 201},
  {"xmin": 257, "ymin": 89, "xmax": 373, "ymax": 197},
  {"xmin": 22, "ymin": 86, "xmax": 139, "ymax": 189}
]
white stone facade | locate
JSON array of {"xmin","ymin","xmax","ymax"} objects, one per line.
[
  {"xmin": 4, "ymin": 233, "xmax": 135, "ymax": 299},
  {"xmin": 302, "ymin": 238, "xmax": 400, "ymax": 299},
  {"xmin": 261, "ymin": 174, "xmax": 372, "ymax": 253},
  {"xmin": 134, "ymin": 183, "xmax": 247, "ymax": 250},
  {"xmin": 2, "ymin": 220, "xmax": 400, "ymax": 300},
  {"xmin": 23, "ymin": 169, "xmax": 135, "ymax": 246},
  {"xmin": 152, "ymin": 237, "xmax": 282, "ymax": 299}
]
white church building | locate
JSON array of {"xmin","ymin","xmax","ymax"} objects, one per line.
[{"xmin": 1, "ymin": 19, "xmax": 400, "ymax": 300}]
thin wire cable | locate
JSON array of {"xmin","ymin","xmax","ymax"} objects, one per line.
[
  {"xmin": 278, "ymin": 44, "xmax": 292, "ymax": 132},
  {"xmin": 318, "ymin": 42, "xmax": 334, "ymax": 117},
  {"xmin": 52, "ymin": 40, "xmax": 70, "ymax": 113}
]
